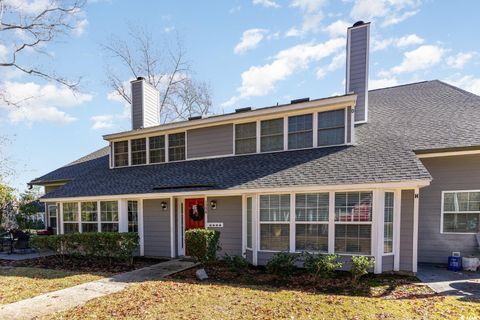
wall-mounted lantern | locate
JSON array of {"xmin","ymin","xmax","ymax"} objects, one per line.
[
  {"xmin": 161, "ymin": 201, "xmax": 168, "ymax": 211},
  {"xmin": 210, "ymin": 200, "xmax": 217, "ymax": 210}
]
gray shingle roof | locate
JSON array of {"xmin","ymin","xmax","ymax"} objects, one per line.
[{"xmin": 35, "ymin": 80, "xmax": 480, "ymax": 199}]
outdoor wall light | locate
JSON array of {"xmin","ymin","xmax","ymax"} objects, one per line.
[
  {"xmin": 210, "ymin": 200, "xmax": 217, "ymax": 210},
  {"xmin": 161, "ymin": 201, "xmax": 168, "ymax": 211}
]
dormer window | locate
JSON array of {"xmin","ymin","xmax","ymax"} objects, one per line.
[
  {"xmin": 261, "ymin": 118, "xmax": 284, "ymax": 152},
  {"xmin": 113, "ymin": 141, "xmax": 129, "ymax": 167},
  {"xmin": 288, "ymin": 114, "xmax": 313, "ymax": 150},
  {"xmin": 131, "ymin": 138, "xmax": 147, "ymax": 165},
  {"xmin": 235, "ymin": 122, "xmax": 256, "ymax": 155},
  {"xmin": 318, "ymin": 109, "xmax": 345, "ymax": 146},
  {"xmin": 168, "ymin": 132, "xmax": 186, "ymax": 161},
  {"xmin": 149, "ymin": 135, "xmax": 165, "ymax": 164}
]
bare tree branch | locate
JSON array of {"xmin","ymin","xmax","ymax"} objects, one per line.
[{"xmin": 102, "ymin": 25, "xmax": 212, "ymax": 124}]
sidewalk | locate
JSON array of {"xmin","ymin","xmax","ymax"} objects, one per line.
[{"xmin": 0, "ymin": 259, "xmax": 197, "ymax": 320}]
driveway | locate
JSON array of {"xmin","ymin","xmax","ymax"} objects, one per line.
[{"xmin": 417, "ymin": 263, "xmax": 480, "ymax": 299}]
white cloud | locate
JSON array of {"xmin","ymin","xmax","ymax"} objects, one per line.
[
  {"xmin": 252, "ymin": 0, "xmax": 279, "ymax": 8},
  {"xmin": 0, "ymin": 81, "xmax": 92, "ymax": 124},
  {"xmin": 350, "ymin": 0, "xmax": 421, "ymax": 27},
  {"xmin": 229, "ymin": 5, "xmax": 241, "ymax": 14},
  {"xmin": 73, "ymin": 19, "xmax": 88, "ymax": 36},
  {"xmin": 381, "ymin": 10, "xmax": 418, "ymax": 26},
  {"xmin": 91, "ymin": 90, "xmax": 131, "ymax": 129},
  {"xmin": 316, "ymin": 52, "xmax": 345, "ymax": 78},
  {"xmin": 372, "ymin": 34, "xmax": 424, "ymax": 51},
  {"xmin": 91, "ymin": 114, "xmax": 115, "ymax": 129},
  {"xmin": 351, "ymin": 0, "xmax": 387, "ymax": 21},
  {"xmin": 4, "ymin": 0, "xmax": 52, "ymax": 14},
  {"xmin": 290, "ymin": 0, "xmax": 326, "ymax": 13},
  {"xmin": 223, "ymin": 38, "xmax": 345, "ymax": 107},
  {"xmin": 369, "ymin": 77, "xmax": 399, "ymax": 90},
  {"xmin": 386, "ymin": 45, "xmax": 444, "ymax": 75},
  {"xmin": 445, "ymin": 75, "xmax": 480, "ymax": 95},
  {"xmin": 324, "ymin": 20, "xmax": 350, "ymax": 37},
  {"xmin": 446, "ymin": 52, "xmax": 475, "ymax": 69},
  {"xmin": 0, "ymin": 45, "xmax": 8, "ymax": 63},
  {"xmin": 234, "ymin": 29, "xmax": 268, "ymax": 55},
  {"xmin": 396, "ymin": 34, "xmax": 424, "ymax": 47},
  {"xmin": 286, "ymin": 13, "xmax": 324, "ymax": 37}
]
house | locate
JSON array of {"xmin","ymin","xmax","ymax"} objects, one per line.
[{"xmin": 29, "ymin": 21, "xmax": 480, "ymax": 274}]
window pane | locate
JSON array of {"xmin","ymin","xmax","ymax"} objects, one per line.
[
  {"xmin": 384, "ymin": 192, "xmax": 394, "ymax": 253},
  {"xmin": 63, "ymin": 202, "xmax": 78, "ymax": 221},
  {"xmin": 82, "ymin": 223, "xmax": 98, "ymax": 233},
  {"xmin": 335, "ymin": 192, "xmax": 372, "ymax": 222},
  {"xmin": 131, "ymin": 138, "xmax": 146, "ymax": 165},
  {"xmin": 100, "ymin": 201, "xmax": 119, "ymax": 222},
  {"xmin": 149, "ymin": 136, "xmax": 165, "ymax": 164},
  {"xmin": 128, "ymin": 200, "xmax": 138, "ymax": 233},
  {"xmin": 261, "ymin": 118, "xmax": 283, "ymax": 152},
  {"xmin": 247, "ymin": 197, "xmax": 253, "ymax": 248},
  {"xmin": 318, "ymin": 109, "xmax": 345, "ymax": 146},
  {"xmin": 101, "ymin": 223, "xmax": 119, "ymax": 232},
  {"xmin": 288, "ymin": 114, "xmax": 313, "ymax": 150},
  {"xmin": 235, "ymin": 123, "xmax": 257, "ymax": 155},
  {"xmin": 81, "ymin": 202, "xmax": 97, "ymax": 222},
  {"xmin": 442, "ymin": 191, "xmax": 480, "ymax": 233},
  {"xmin": 295, "ymin": 224, "xmax": 328, "ymax": 252},
  {"xmin": 295, "ymin": 193, "xmax": 329, "ymax": 221},
  {"xmin": 259, "ymin": 194, "xmax": 290, "ymax": 221},
  {"xmin": 335, "ymin": 224, "xmax": 371, "ymax": 255},
  {"xmin": 114, "ymin": 141, "xmax": 129, "ymax": 167},
  {"xmin": 443, "ymin": 193, "xmax": 455, "ymax": 211},
  {"xmin": 260, "ymin": 224, "xmax": 289, "ymax": 251},
  {"xmin": 318, "ymin": 127, "xmax": 345, "ymax": 146},
  {"xmin": 64, "ymin": 223, "xmax": 79, "ymax": 234},
  {"xmin": 168, "ymin": 133, "xmax": 185, "ymax": 161}
]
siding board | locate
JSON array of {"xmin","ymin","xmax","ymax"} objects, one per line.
[
  {"xmin": 143, "ymin": 198, "xmax": 171, "ymax": 257},
  {"xmin": 187, "ymin": 124, "xmax": 233, "ymax": 158}
]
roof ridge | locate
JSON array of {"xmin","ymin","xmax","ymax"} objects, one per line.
[
  {"xmin": 368, "ymin": 80, "xmax": 431, "ymax": 92},
  {"xmin": 433, "ymin": 80, "xmax": 480, "ymax": 99}
]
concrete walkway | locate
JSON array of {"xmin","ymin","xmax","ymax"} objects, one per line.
[
  {"xmin": 0, "ymin": 259, "xmax": 197, "ymax": 320},
  {"xmin": 417, "ymin": 263, "xmax": 480, "ymax": 299}
]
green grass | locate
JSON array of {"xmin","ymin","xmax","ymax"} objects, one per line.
[
  {"xmin": 45, "ymin": 278, "xmax": 480, "ymax": 320},
  {"xmin": 0, "ymin": 267, "xmax": 108, "ymax": 305}
]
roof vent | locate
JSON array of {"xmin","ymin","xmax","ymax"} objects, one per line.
[
  {"xmin": 235, "ymin": 107, "xmax": 252, "ymax": 113},
  {"xmin": 188, "ymin": 115, "xmax": 202, "ymax": 121},
  {"xmin": 290, "ymin": 97, "xmax": 310, "ymax": 104}
]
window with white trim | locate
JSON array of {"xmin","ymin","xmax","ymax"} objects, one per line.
[
  {"xmin": 318, "ymin": 109, "xmax": 345, "ymax": 146},
  {"xmin": 260, "ymin": 118, "xmax": 284, "ymax": 152},
  {"xmin": 128, "ymin": 200, "xmax": 138, "ymax": 232},
  {"xmin": 131, "ymin": 138, "xmax": 147, "ymax": 165},
  {"xmin": 48, "ymin": 205, "xmax": 57, "ymax": 232},
  {"xmin": 235, "ymin": 122, "xmax": 256, "ymax": 155},
  {"xmin": 295, "ymin": 193, "xmax": 328, "ymax": 252},
  {"xmin": 288, "ymin": 114, "xmax": 313, "ymax": 150},
  {"xmin": 81, "ymin": 202, "xmax": 98, "ymax": 233},
  {"xmin": 246, "ymin": 197, "xmax": 253, "ymax": 249},
  {"xmin": 113, "ymin": 141, "xmax": 129, "ymax": 167},
  {"xmin": 384, "ymin": 192, "xmax": 394, "ymax": 253},
  {"xmin": 100, "ymin": 201, "xmax": 119, "ymax": 232},
  {"xmin": 259, "ymin": 194, "xmax": 290, "ymax": 251},
  {"xmin": 149, "ymin": 135, "xmax": 165, "ymax": 164},
  {"xmin": 443, "ymin": 191, "xmax": 480, "ymax": 233},
  {"xmin": 168, "ymin": 133, "xmax": 185, "ymax": 161},
  {"xmin": 63, "ymin": 202, "xmax": 79, "ymax": 234},
  {"xmin": 334, "ymin": 191, "xmax": 372, "ymax": 255}
]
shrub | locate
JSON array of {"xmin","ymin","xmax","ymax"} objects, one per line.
[
  {"xmin": 350, "ymin": 256, "xmax": 375, "ymax": 284},
  {"xmin": 30, "ymin": 232, "xmax": 139, "ymax": 265},
  {"xmin": 222, "ymin": 253, "xmax": 249, "ymax": 272},
  {"xmin": 185, "ymin": 228, "xmax": 221, "ymax": 264},
  {"xmin": 304, "ymin": 252, "xmax": 343, "ymax": 278},
  {"xmin": 266, "ymin": 252, "xmax": 298, "ymax": 277}
]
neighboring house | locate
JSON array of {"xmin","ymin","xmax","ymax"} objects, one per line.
[
  {"xmin": 22, "ymin": 200, "xmax": 46, "ymax": 225},
  {"xmin": 29, "ymin": 22, "xmax": 480, "ymax": 274}
]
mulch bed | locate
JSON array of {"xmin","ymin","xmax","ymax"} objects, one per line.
[
  {"xmin": 0, "ymin": 255, "xmax": 167, "ymax": 273},
  {"xmin": 168, "ymin": 261, "xmax": 433, "ymax": 299}
]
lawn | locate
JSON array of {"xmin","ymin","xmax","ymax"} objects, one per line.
[
  {"xmin": 44, "ymin": 263, "xmax": 480, "ymax": 320},
  {"xmin": 0, "ymin": 267, "xmax": 108, "ymax": 305}
]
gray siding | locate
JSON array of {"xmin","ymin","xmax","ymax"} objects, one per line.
[
  {"xmin": 206, "ymin": 196, "xmax": 242, "ymax": 256},
  {"xmin": 131, "ymin": 81, "xmax": 143, "ymax": 130},
  {"xmin": 347, "ymin": 24, "xmax": 369, "ymax": 122},
  {"xmin": 400, "ymin": 190, "xmax": 414, "ymax": 272},
  {"xmin": 347, "ymin": 106, "xmax": 352, "ymax": 143},
  {"xmin": 45, "ymin": 185, "xmax": 62, "ymax": 194},
  {"xmin": 187, "ymin": 124, "xmax": 234, "ymax": 159},
  {"xmin": 418, "ymin": 154, "xmax": 480, "ymax": 263},
  {"xmin": 245, "ymin": 249, "xmax": 253, "ymax": 264},
  {"xmin": 143, "ymin": 198, "xmax": 171, "ymax": 257},
  {"xmin": 382, "ymin": 255, "xmax": 394, "ymax": 272}
]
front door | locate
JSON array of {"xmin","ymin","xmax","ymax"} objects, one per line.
[{"xmin": 184, "ymin": 198, "xmax": 206, "ymax": 230}]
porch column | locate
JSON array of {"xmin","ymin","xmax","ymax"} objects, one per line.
[
  {"xmin": 59, "ymin": 202, "xmax": 64, "ymax": 234},
  {"xmin": 252, "ymin": 194, "xmax": 258, "ymax": 266},
  {"xmin": 169, "ymin": 197, "xmax": 175, "ymax": 258},
  {"xmin": 118, "ymin": 199, "xmax": 128, "ymax": 232},
  {"xmin": 138, "ymin": 200, "xmax": 144, "ymax": 256},
  {"xmin": 412, "ymin": 188, "xmax": 419, "ymax": 273},
  {"xmin": 373, "ymin": 190, "xmax": 385, "ymax": 274},
  {"xmin": 393, "ymin": 190, "xmax": 402, "ymax": 271}
]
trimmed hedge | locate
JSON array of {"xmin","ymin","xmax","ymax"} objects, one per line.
[
  {"xmin": 31, "ymin": 232, "xmax": 139, "ymax": 265},
  {"xmin": 185, "ymin": 228, "xmax": 220, "ymax": 264}
]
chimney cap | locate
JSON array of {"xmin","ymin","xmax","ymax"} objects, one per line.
[
  {"xmin": 136, "ymin": 76, "xmax": 145, "ymax": 81},
  {"xmin": 352, "ymin": 21, "xmax": 365, "ymax": 27}
]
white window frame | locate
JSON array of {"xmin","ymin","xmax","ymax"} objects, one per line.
[
  {"xmin": 167, "ymin": 132, "xmax": 186, "ymax": 162},
  {"xmin": 441, "ymin": 190, "xmax": 480, "ymax": 235},
  {"xmin": 148, "ymin": 135, "xmax": 166, "ymax": 164},
  {"xmin": 287, "ymin": 114, "xmax": 314, "ymax": 151},
  {"xmin": 80, "ymin": 201, "xmax": 99, "ymax": 233},
  {"xmin": 47, "ymin": 204, "xmax": 58, "ymax": 231},
  {"xmin": 260, "ymin": 118, "xmax": 285, "ymax": 153},
  {"xmin": 317, "ymin": 108, "xmax": 347, "ymax": 148},
  {"xmin": 258, "ymin": 193, "xmax": 291, "ymax": 252},
  {"xmin": 234, "ymin": 122, "xmax": 257, "ymax": 155},
  {"xmin": 127, "ymin": 200, "xmax": 139, "ymax": 233},
  {"xmin": 99, "ymin": 200, "xmax": 120, "ymax": 232},
  {"xmin": 130, "ymin": 137, "xmax": 147, "ymax": 166},
  {"xmin": 113, "ymin": 140, "xmax": 129, "ymax": 168},
  {"xmin": 383, "ymin": 191, "xmax": 395, "ymax": 255},
  {"xmin": 62, "ymin": 202, "xmax": 79, "ymax": 233},
  {"xmin": 245, "ymin": 196, "xmax": 253, "ymax": 250}
]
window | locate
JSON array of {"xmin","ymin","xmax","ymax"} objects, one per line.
[
  {"xmin": 128, "ymin": 200, "xmax": 138, "ymax": 232},
  {"xmin": 63, "ymin": 202, "xmax": 79, "ymax": 234},
  {"xmin": 168, "ymin": 133, "xmax": 185, "ymax": 161},
  {"xmin": 443, "ymin": 191, "xmax": 480, "ymax": 233},
  {"xmin": 100, "ymin": 201, "xmax": 119, "ymax": 232},
  {"xmin": 149, "ymin": 135, "xmax": 165, "ymax": 164},
  {"xmin": 318, "ymin": 109, "xmax": 345, "ymax": 146},
  {"xmin": 295, "ymin": 193, "xmax": 329, "ymax": 252},
  {"xmin": 48, "ymin": 205, "xmax": 57, "ymax": 233},
  {"xmin": 81, "ymin": 202, "xmax": 98, "ymax": 233},
  {"xmin": 384, "ymin": 192, "xmax": 394, "ymax": 253},
  {"xmin": 246, "ymin": 197, "xmax": 253, "ymax": 249},
  {"xmin": 334, "ymin": 192, "xmax": 372, "ymax": 254},
  {"xmin": 235, "ymin": 122, "xmax": 257, "ymax": 155},
  {"xmin": 113, "ymin": 141, "xmax": 129, "ymax": 167},
  {"xmin": 131, "ymin": 138, "xmax": 146, "ymax": 165},
  {"xmin": 259, "ymin": 194, "xmax": 290, "ymax": 251},
  {"xmin": 288, "ymin": 114, "xmax": 313, "ymax": 150},
  {"xmin": 260, "ymin": 118, "xmax": 284, "ymax": 152}
]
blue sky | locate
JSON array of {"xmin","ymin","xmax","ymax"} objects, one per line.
[{"xmin": 1, "ymin": 0, "xmax": 480, "ymax": 192}]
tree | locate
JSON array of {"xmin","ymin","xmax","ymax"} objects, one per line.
[
  {"xmin": 0, "ymin": 0, "xmax": 86, "ymax": 106},
  {"xmin": 103, "ymin": 26, "xmax": 212, "ymax": 124}
]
